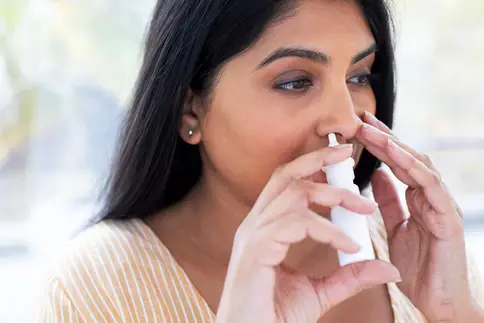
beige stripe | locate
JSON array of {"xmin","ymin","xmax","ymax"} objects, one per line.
[
  {"xmin": 136, "ymin": 220, "xmax": 184, "ymax": 322},
  {"xmin": 137, "ymin": 219, "xmax": 213, "ymax": 322},
  {"xmin": 114, "ymin": 223, "xmax": 157, "ymax": 322},
  {"xmin": 130, "ymin": 221, "xmax": 171, "ymax": 322},
  {"xmin": 167, "ymin": 254, "xmax": 201, "ymax": 322},
  {"xmin": 371, "ymin": 217, "xmax": 401, "ymax": 323},
  {"xmin": 400, "ymin": 298, "xmax": 416, "ymax": 323},
  {"xmin": 67, "ymin": 253, "xmax": 106, "ymax": 321},
  {"xmin": 74, "ymin": 244, "xmax": 117, "ymax": 320},
  {"xmin": 153, "ymin": 237, "xmax": 195, "ymax": 322},
  {"xmin": 59, "ymin": 286, "xmax": 65, "ymax": 322},
  {"xmin": 388, "ymin": 284, "xmax": 406, "ymax": 323},
  {"xmin": 89, "ymin": 236, "xmax": 126, "ymax": 321},
  {"xmin": 97, "ymin": 232, "xmax": 134, "ymax": 322},
  {"xmin": 66, "ymin": 291, "xmax": 73, "ymax": 323},
  {"xmin": 106, "ymin": 227, "xmax": 145, "ymax": 322},
  {"xmin": 180, "ymin": 265, "xmax": 213, "ymax": 322},
  {"xmin": 114, "ymin": 224, "xmax": 152, "ymax": 321},
  {"xmin": 136, "ymin": 219, "xmax": 216, "ymax": 322},
  {"xmin": 102, "ymin": 226, "xmax": 140, "ymax": 321},
  {"xmin": 60, "ymin": 264, "xmax": 97, "ymax": 322},
  {"xmin": 202, "ymin": 298, "xmax": 215, "ymax": 323}
]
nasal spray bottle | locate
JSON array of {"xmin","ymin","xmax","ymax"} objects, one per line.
[{"xmin": 323, "ymin": 133, "xmax": 375, "ymax": 267}]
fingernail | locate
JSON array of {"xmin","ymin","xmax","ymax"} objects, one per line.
[
  {"xmin": 392, "ymin": 277, "xmax": 403, "ymax": 283},
  {"xmin": 387, "ymin": 139, "xmax": 399, "ymax": 149},
  {"xmin": 350, "ymin": 240, "xmax": 362, "ymax": 252},
  {"xmin": 360, "ymin": 123, "xmax": 374, "ymax": 132},
  {"xmin": 335, "ymin": 144, "xmax": 353, "ymax": 150},
  {"xmin": 387, "ymin": 140, "xmax": 405, "ymax": 157},
  {"xmin": 364, "ymin": 111, "xmax": 377, "ymax": 121}
]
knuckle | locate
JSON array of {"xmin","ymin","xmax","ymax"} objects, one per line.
[
  {"xmin": 336, "ymin": 187, "xmax": 352, "ymax": 200},
  {"xmin": 430, "ymin": 171, "xmax": 442, "ymax": 186},
  {"xmin": 271, "ymin": 165, "xmax": 286, "ymax": 180},
  {"xmin": 318, "ymin": 288, "xmax": 331, "ymax": 315},
  {"xmin": 409, "ymin": 155, "xmax": 421, "ymax": 168},
  {"xmin": 421, "ymin": 153, "xmax": 432, "ymax": 163},
  {"xmin": 290, "ymin": 180, "xmax": 310, "ymax": 199},
  {"xmin": 233, "ymin": 225, "xmax": 248, "ymax": 244},
  {"xmin": 419, "ymin": 153, "xmax": 435, "ymax": 168},
  {"xmin": 349, "ymin": 262, "xmax": 364, "ymax": 281},
  {"xmin": 233, "ymin": 222, "xmax": 255, "ymax": 246},
  {"xmin": 273, "ymin": 164, "xmax": 301, "ymax": 184}
]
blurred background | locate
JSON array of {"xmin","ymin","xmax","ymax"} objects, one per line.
[{"xmin": 0, "ymin": 0, "xmax": 483, "ymax": 322}]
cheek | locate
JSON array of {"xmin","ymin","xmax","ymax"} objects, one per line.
[
  {"xmin": 200, "ymin": 82, "xmax": 307, "ymax": 200},
  {"xmin": 352, "ymin": 87, "xmax": 377, "ymax": 116},
  {"xmin": 206, "ymin": 64, "xmax": 308, "ymax": 160}
]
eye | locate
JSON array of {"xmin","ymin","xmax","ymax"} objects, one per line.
[
  {"xmin": 274, "ymin": 77, "xmax": 314, "ymax": 92},
  {"xmin": 347, "ymin": 73, "xmax": 375, "ymax": 87}
]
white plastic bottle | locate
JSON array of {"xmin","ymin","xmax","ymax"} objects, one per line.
[{"xmin": 323, "ymin": 133, "xmax": 375, "ymax": 267}]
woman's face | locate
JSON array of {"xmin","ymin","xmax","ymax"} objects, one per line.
[{"xmin": 189, "ymin": 0, "xmax": 377, "ymax": 204}]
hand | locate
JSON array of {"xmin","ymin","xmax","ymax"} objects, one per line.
[
  {"xmin": 215, "ymin": 146, "xmax": 401, "ymax": 323},
  {"xmin": 357, "ymin": 112, "xmax": 474, "ymax": 323}
]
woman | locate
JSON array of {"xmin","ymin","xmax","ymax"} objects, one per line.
[{"xmin": 39, "ymin": 0, "xmax": 484, "ymax": 322}]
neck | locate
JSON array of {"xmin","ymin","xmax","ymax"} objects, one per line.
[{"xmin": 154, "ymin": 170, "xmax": 337, "ymax": 277}]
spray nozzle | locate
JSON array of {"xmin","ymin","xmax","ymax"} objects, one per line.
[{"xmin": 328, "ymin": 133, "xmax": 339, "ymax": 147}]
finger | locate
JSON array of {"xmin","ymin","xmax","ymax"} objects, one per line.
[
  {"xmin": 313, "ymin": 260, "xmax": 401, "ymax": 315},
  {"xmin": 257, "ymin": 180, "xmax": 377, "ymax": 226},
  {"xmin": 269, "ymin": 210, "xmax": 361, "ymax": 252},
  {"xmin": 371, "ymin": 170, "xmax": 407, "ymax": 237},
  {"xmin": 250, "ymin": 145, "xmax": 353, "ymax": 217},
  {"xmin": 405, "ymin": 188, "xmax": 462, "ymax": 239},
  {"xmin": 259, "ymin": 210, "xmax": 361, "ymax": 267},
  {"xmin": 406, "ymin": 188, "xmax": 431, "ymax": 216},
  {"xmin": 362, "ymin": 112, "xmax": 426, "ymax": 159},
  {"xmin": 357, "ymin": 124, "xmax": 418, "ymax": 186},
  {"xmin": 362, "ymin": 111, "xmax": 393, "ymax": 135},
  {"xmin": 387, "ymin": 139, "xmax": 452, "ymax": 213},
  {"xmin": 359, "ymin": 118, "xmax": 440, "ymax": 174}
]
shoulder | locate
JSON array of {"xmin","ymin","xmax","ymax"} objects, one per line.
[
  {"xmin": 39, "ymin": 219, "xmax": 178, "ymax": 322},
  {"xmin": 50, "ymin": 219, "xmax": 160, "ymax": 285}
]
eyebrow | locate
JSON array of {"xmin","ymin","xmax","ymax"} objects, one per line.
[
  {"xmin": 257, "ymin": 43, "xmax": 377, "ymax": 68},
  {"xmin": 351, "ymin": 43, "xmax": 378, "ymax": 64}
]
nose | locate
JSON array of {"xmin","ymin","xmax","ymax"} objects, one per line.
[{"xmin": 315, "ymin": 86, "xmax": 360, "ymax": 142}]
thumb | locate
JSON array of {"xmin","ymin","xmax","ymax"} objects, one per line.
[{"xmin": 313, "ymin": 260, "xmax": 401, "ymax": 315}]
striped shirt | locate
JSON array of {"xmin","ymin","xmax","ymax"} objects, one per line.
[{"xmin": 39, "ymin": 213, "xmax": 429, "ymax": 322}]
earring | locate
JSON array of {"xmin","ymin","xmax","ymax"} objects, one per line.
[{"xmin": 188, "ymin": 129, "xmax": 194, "ymax": 137}]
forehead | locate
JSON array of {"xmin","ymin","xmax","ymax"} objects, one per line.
[{"xmin": 251, "ymin": 0, "xmax": 375, "ymax": 60}]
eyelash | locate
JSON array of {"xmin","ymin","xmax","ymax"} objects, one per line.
[
  {"xmin": 275, "ymin": 77, "xmax": 313, "ymax": 92},
  {"xmin": 274, "ymin": 73, "xmax": 378, "ymax": 93},
  {"xmin": 347, "ymin": 73, "xmax": 376, "ymax": 87}
]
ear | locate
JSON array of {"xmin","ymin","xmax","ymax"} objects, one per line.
[{"xmin": 180, "ymin": 89, "xmax": 203, "ymax": 145}]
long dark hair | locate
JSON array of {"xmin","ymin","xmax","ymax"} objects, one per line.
[{"xmin": 97, "ymin": 0, "xmax": 396, "ymax": 221}]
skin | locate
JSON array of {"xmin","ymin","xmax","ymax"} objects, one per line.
[{"xmin": 146, "ymin": 0, "xmax": 483, "ymax": 322}]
